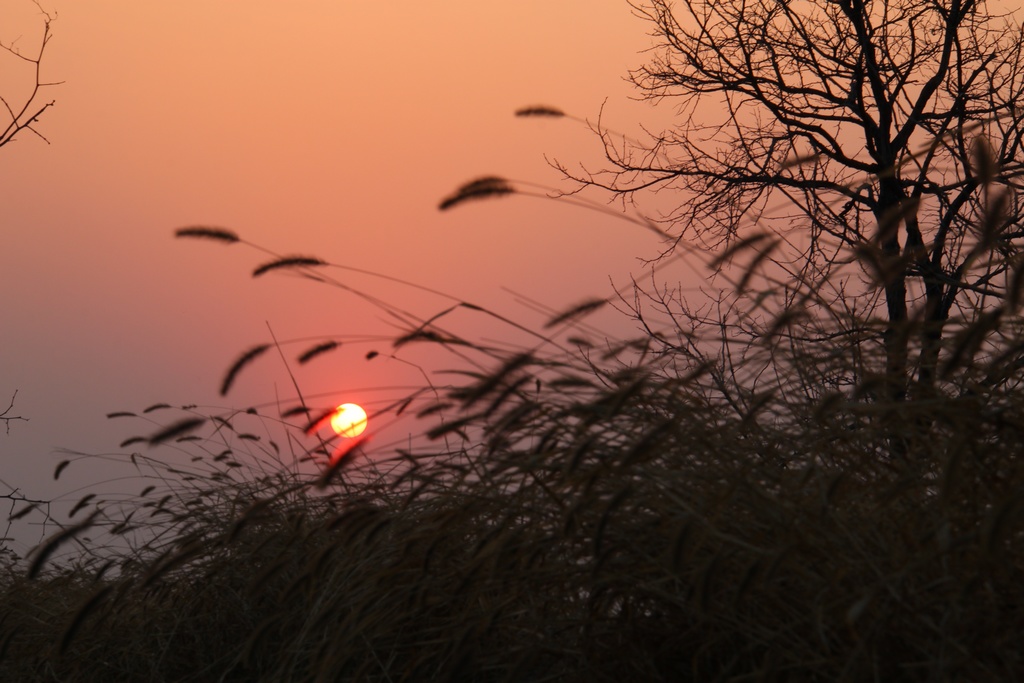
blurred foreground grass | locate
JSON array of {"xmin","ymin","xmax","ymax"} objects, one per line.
[{"xmin": 1, "ymin": 227, "xmax": 1021, "ymax": 682}]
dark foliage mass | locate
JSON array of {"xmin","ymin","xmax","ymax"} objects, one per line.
[{"xmin": 2, "ymin": 321, "xmax": 1023, "ymax": 681}]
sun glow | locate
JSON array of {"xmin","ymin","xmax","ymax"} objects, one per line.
[{"xmin": 330, "ymin": 403, "xmax": 368, "ymax": 438}]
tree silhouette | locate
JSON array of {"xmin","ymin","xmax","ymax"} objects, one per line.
[
  {"xmin": 0, "ymin": 1, "xmax": 57, "ymax": 149},
  {"xmin": 565, "ymin": 0, "xmax": 1024, "ymax": 410},
  {"xmin": 1, "ymin": 2, "xmax": 55, "ymax": 438},
  {"xmin": 0, "ymin": 392, "xmax": 26, "ymax": 435}
]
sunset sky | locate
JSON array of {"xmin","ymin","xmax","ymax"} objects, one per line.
[{"xmin": 0, "ymin": 1, "xmax": 700, "ymax": 548}]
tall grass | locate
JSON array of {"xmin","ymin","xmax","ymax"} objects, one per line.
[{"xmin": 2, "ymin": 146, "xmax": 1024, "ymax": 681}]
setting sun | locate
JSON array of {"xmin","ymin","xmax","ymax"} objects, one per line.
[{"xmin": 330, "ymin": 403, "xmax": 368, "ymax": 438}]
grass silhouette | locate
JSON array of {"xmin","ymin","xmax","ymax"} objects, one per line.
[{"xmin": 2, "ymin": 142, "xmax": 1024, "ymax": 681}]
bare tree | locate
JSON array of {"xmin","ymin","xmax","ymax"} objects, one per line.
[
  {"xmin": 0, "ymin": 0, "xmax": 58, "ymax": 148},
  {"xmin": 0, "ymin": 3, "xmax": 55, "ymax": 440},
  {"xmin": 0, "ymin": 391, "xmax": 26, "ymax": 435},
  {"xmin": 564, "ymin": 0, "xmax": 1024, "ymax": 408}
]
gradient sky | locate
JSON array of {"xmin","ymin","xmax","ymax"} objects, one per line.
[{"xmin": 0, "ymin": 0, "xmax": 699, "ymax": 550}]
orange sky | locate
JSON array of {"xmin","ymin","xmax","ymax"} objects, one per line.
[{"xmin": 0, "ymin": 0, "xmax": 694, "ymax": 548}]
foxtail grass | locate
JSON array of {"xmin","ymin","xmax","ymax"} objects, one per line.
[{"xmin": 3, "ymin": 124, "xmax": 1024, "ymax": 682}]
